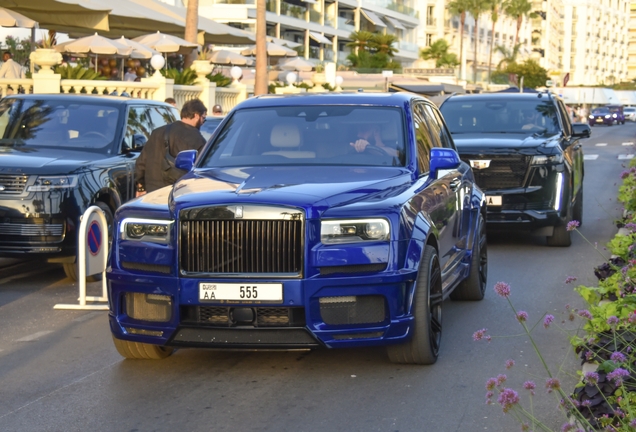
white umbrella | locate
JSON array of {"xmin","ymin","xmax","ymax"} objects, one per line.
[
  {"xmin": 0, "ymin": 6, "xmax": 37, "ymax": 28},
  {"xmin": 208, "ymin": 49, "xmax": 253, "ymax": 66},
  {"xmin": 111, "ymin": 36, "xmax": 158, "ymax": 59},
  {"xmin": 278, "ymin": 57, "xmax": 314, "ymax": 72},
  {"xmin": 241, "ymin": 42, "xmax": 298, "ymax": 57},
  {"xmin": 56, "ymin": 33, "xmax": 133, "ymax": 73},
  {"xmin": 132, "ymin": 31, "xmax": 198, "ymax": 55},
  {"xmin": 267, "ymin": 36, "xmax": 301, "ymax": 49}
]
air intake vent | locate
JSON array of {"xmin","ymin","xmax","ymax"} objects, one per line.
[{"xmin": 319, "ymin": 295, "xmax": 386, "ymax": 325}]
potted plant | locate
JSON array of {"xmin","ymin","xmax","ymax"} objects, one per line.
[
  {"xmin": 312, "ymin": 63, "xmax": 326, "ymax": 85},
  {"xmin": 191, "ymin": 46, "xmax": 213, "ymax": 81},
  {"xmin": 30, "ymin": 30, "xmax": 62, "ymax": 74}
]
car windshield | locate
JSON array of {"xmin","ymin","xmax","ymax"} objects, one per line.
[
  {"xmin": 440, "ymin": 99, "xmax": 560, "ymax": 136},
  {"xmin": 199, "ymin": 106, "xmax": 406, "ymax": 168},
  {"xmin": 592, "ymin": 108, "xmax": 610, "ymax": 115},
  {"xmin": 200, "ymin": 117, "xmax": 224, "ymax": 141},
  {"xmin": 0, "ymin": 98, "xmax": 121, "ymax": 154},
  {"xmin": 625, "ymin": 108, "xmax": 635, "ymax": 112}
]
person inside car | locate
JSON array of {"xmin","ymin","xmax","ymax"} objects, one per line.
[
  {"xmin": 521, "ymin": 109, "xmax": 542, "ymax": 131},
  {"xmin": 350, "ymin": 123, "xmax": 398, "ymax": 157}
]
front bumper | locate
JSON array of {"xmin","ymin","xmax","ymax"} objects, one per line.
[
  {"xmin": 107, "ymin": 269, "xmax": 418, "ymax": 350},
  {"xmin": 588, "ymin": 117, "xmax": 612, "ymax": 126}
]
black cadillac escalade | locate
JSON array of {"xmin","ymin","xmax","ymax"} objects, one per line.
[
  {"xmin": 439, "ymin": 91, "xmax": 590, "ymax": 246},
  {"xmin": 0, "ymin": 95, "xmax": 179, "ymax": 279}
]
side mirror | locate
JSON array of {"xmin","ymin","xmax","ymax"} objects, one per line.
[
  {"xmin": 175, "ymin": 150, "xmax": 197, "ymax": 171},
  {"xmin": 571, "ymin": 123, "xmax": 591, "ymax": 139},
  {"xmin": 429, "ymin": 148, "xmax": 461, "ymax": 177},
  {"xmin": 131, "ymin": 134, "xmax": 147, "ymax": 151}
]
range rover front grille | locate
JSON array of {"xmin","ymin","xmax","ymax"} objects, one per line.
[
  {"xmin": 464, "ymin": 155, "xmax": 531, "ymax": 190},
  {"xmin": 180, "ymin": 219, "xmax": 303, "ymax": 274},
  {"xmin": 0, "ymin": 174, "xmax": 28, "ymax": 194}
]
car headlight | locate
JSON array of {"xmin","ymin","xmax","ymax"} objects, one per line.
[
  {"xmin": 531, "ymin": 154, "xmax": 563, "ymax": 165},
  {"xmin": 120, "ymin": 218, "xmax": 173, "ymax": 244},
  {"xmin": 613, "ymin": 114, "xmax": 617, "ymax": 118},
  {"xmin": 605, "ymin": 115, "xmax": 611, "ymax": 118},
  {"xmin": 588, "ymin": 115, "xmax": 594, "ymax": 119},
  {"xmin": 321, "ymin": 219, "xmax": 390, "ymax": 244},
  {"xmin": 26, "ymin": 175, "xmax": 78, "ymax": 192}
]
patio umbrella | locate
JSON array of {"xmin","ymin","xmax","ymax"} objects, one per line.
[
  {"xmin": 278, "ymin": 57, "xmax": 314, "ymax": 72},
  {"xmin": 0, "ymin": 0, "xmax": 110, "ymax": 32},
  {"xmin": 55, "ymin": 33, "xmax": 132, "ymax": 72},
  {"xmin": 133, "ymin": 31, "xmax": 198, "ymax": 55},
  {"xmin": 267, "ymin": 36, "xmax": 301, "ymax": 49},
  {"xmin": 0, "ymin": 6, "xmax": 37, "ymax": 28},
  {"xmin": 111, "ymin": 36, "xmax": 158, "ymax": 80},
  {"xmin": 241, "ymin": 42, "xmax": 298, "ymax": 58},
  {"xmin": 208, "ymin": 49, "xmax": 253, "ymax": 66}
]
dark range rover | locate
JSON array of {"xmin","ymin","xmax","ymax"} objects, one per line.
[
  {"xmin": 0, "ymin": 95, "xmax": 179, "ymax": 279},
  {"xmin": 439, "ymin": 92, "xmax": 590, "ymax": 246}
]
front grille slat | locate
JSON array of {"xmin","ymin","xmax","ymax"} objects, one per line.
[
  {"xmin": 0, "ymin": 223, "xmax": 64, "ymax": 236},
  {"xmin": 464, "ymin": 155, "xmax": 531, "ymax": 190},
  {"xmin": 0, "ymin": 174, "xmax": 28, "ymax": 194},
  {"xmin": 180, "ymin": 217, "xmax": 303, "ymax": 275}
]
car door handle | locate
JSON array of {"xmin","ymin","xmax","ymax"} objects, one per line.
[{"xmin": 450, "ymin": 178, "xmax": 461, "ymax": 191}]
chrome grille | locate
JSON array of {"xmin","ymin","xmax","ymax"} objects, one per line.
[
  {"xmin": 0, "ymin": 174, "xmax": 28, "ymax": 194},
  {"xmin": 0, "ymin": 223, "xmax": 64, "ymax": 236},
  {"xmin": 180, "ymin": 219, "xmax": 303, "ymax": 274},
  {"xmin": 464, "ymin": 155, "xmax": 531, "ymax": 190}
]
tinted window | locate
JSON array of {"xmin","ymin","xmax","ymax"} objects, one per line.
[
  {"xmin": 199, "ymin": 106, "xmax": 406, "ymax": 168},
  {"xmin": 412, "ymin": 106, "xmax": 433, "ymax": 173},
  {"xmin": 440, "ymin": 98, "xmax": 560, "ymax": 136},
  {"xmin": 200, "ymin": 116, "xmax": 224, "ymax": 141},
  {"xmin": 0, "ymin": 98, "xmax": 121, "ymax": 154},
  {"xmin": 125, "ymin": 105, "xmax": 176, "ymax": 150}
]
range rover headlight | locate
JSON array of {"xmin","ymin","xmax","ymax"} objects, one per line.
[
  {"xmin": 321, "ymin": 219, "xmax": 390, "ymax": 244},
  {"xmin": 613, "ymin": 114, "xmax": 617, "ymax": 118},
  {"xmin": 531, "ymin": 154, "xmax": 563, "ymax": 165},
  {"xmin": 605, "ymin": 114, "xmax": 611, "ymax": 119},
  {"xmin": 588, "ymin": 115, "xmax": 594, "ymax": 119},
  {"xmin": 27, "ymin": 175, "xmax": 78, "ymax": 192},
  {"xmin": 121, "ymin": 218, "xmax": 173, "ymax": 244}
]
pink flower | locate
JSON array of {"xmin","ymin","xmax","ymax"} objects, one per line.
[
  {"xmin": 610, "ymin": 352, "xmax": 626, "ymax": 363},
  {"xmin": 516, "ymin": 311, "xmax": 528, "ymax": 322},
  {"xmin": 494, "ymin": 281, "xmax": 511, "ymax": 298},
  {"xmin": 496, "ymin": 374, "xmax": 507, "ymax": 385},
  {"xmin": 505, "ymin": 359, "xmax": 515, "ymax": 369},
  {"xmin": 607, "ymin": 368, "xmax": 629, "ymax": 385},
  {"xmin": 566, "ymin": 220, "xmax": 580, "ymax": 231},
  {"xmin": 543, "ymin": 314, "xmax": 554, "ymax": 328},
  {"xmin": 564, "ymin": 276, "xmax": 577, "ymax": 284},
  {"xmin": 485, "ymin": 378, "xmax": 497, "ymax": 391},
  {"xmin": 473, "ymin": 328, "xmax": 488, "ymax": 341},
  {"xmin": 578, "ymin": 310, "xmax": 593, "ymax": 320},
  {"xmin": 607, "ymin": 316, "xmax": 619, "ymax": 326},
  {"xmin": 584, "ymin": 372, "xmax": 599, "ymax": 385},
  {"xmin": 523, "ymin": 380, "xmax": 536, "ymax": 395},
  {"xmin": 545, "ymin": 377, "xmax": 561, "ymax": 393},
  {"xmin": 497, "ymin": 388, "xmax": 519, "ymax": 413}
]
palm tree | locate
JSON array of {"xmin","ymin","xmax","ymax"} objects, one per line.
[
  {"xmin": 487, "ymin": 0, "xmax": 503, "ymax": 83},
  {"xmin": 254, "ymin": 0, "xmax": 268, "ymax": 95},
  {"xmin": 346, "ymin": 31, "xmax": 376, "ymax": 54},
  {"xmin": 183, "ymin": 0, "xmax": 199, "ymax": 69},
  {"xmin": 371, "ymin": 33, "xmax": 398, "ymax": 57},
  {"xmin": 502, "ymin": 0, "xmax": 534, "ymax": 47},
  {"xmin": 448, "ymin": 0, "xmax": 471, "ymax": 79},
  {"xmin": 420, "ymin": 39, "xmax": 459, "ymax": 68},
  {"xmin": 466, "ymin": 0, "xmax": 491, "ymax": 82},
  {"xmin": 494, "ymin": 43, "xmax": 522, "ymax": 69}
]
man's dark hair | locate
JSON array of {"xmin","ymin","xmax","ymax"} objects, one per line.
[
  {"xmin": 3, "ymin": 51, "xmax": 12, "ymax": 58},
  {"xmin": 181, "ymin": 99, "xmax": 207, "ymax": 119},
  {"xmin": 164, "ymin": 97, "xmax": 176, "ymax": 105}
]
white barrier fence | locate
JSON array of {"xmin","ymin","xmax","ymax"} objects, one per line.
[
  {"xmin": 54, "ymin": 206, "xmax": 109, "ymax": 311},
  {"xmin": 174, "ymin": 84, "xmax": 203, "ymax": 108},
  {"xmin": 60, "ymin": 80, "xmax": 159, "ymax": 99},
  {"xmin": 0, "ymin": 78, "xmax": 34, "ymax": 97}
]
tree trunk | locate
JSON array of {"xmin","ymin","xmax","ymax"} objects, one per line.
[
  {"xmin": 514, "ymin": 15, "xmax": 521, "ymax": 47},
  {"xmin": 488, "ymin": 19, "xmax": 496, "ymax": 83},
  {"xmin": 184, "ymin": 0, "xmax": 199, "ymax": 69},
  {"xmin": 459, "ymin": 12, "xmax": 465, "ymax": 80},
  {"xmin": 254, "ymin": 0, "xmax": 268, "ymax": 95},
  {"xmin": 473, "ymin": 14, "xmax": 478, "ymax": 83}
]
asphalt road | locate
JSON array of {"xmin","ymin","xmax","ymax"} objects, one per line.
[{"xmin": 0, "ymin": 123, "xmax": 632, "ymax": 432}]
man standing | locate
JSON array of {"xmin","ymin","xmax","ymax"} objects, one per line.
[
  {"xmin": 135, "ymin": 99, "xmax": 207, "ymax": 195},
  {"xmin": 0, "ymin": 51, "xmax": 25, "ymax": 79}
]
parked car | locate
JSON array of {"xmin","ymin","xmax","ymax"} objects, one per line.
[
  {"xmin": 624, "ymin": 107, "xmax": 636, "ymax": 122},
  {"xmin": 199, "ymin": 115, "xmax": 225, "ymax": 141},
  {"xmin": 440, "ymin": 91, "xmax": 589, "ymax": 247},
  {"xmin": 588, "ymin": 107, "xmax": 615, "ymax": 126},
  {"xmin": 607, "ymin": 105, "xmax": 625, "ymax": 125},
  {"xmin": 0, "ymin": 94, "xmax": 179, "ymax": 280},
  {"xmin": 107, "ymin": 92, "xmax": 487, "ymax": 364}
]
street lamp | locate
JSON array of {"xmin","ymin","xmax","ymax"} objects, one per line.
[
  {"xmin": 150, "ymin": 54, "xmax": 165, "ymax": 77},
  {"xmin": 286, "ymin": 72, "xmax": 297, "ymax": 87},
  {"xmin": 230, "ymin": 66, "xmax": 242, "ymax": 85},
  {"xmin": 335, "ymin": 76, "xmax": 343, "ymax": 91},
  {"xmin": 382, "ymin": 70, "xmax": 393, "ymax": 92}
]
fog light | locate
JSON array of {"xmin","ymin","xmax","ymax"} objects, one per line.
[
  {"xmin": 124, "ymin": 327, "xmax": 164, "ymax": 337},
  {"xmin": 125, "ymin": 292, "xmax": 172, "ymax": 322}
]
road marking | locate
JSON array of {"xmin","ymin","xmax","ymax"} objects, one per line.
[
  {"xmin": 73, "ymin": 312, "xmax": 101, "ymax": 322},
  {"xmin": 16, "ymin": 331, "xmax": 53, "ymax": 342},
  {"xmin": 584, "ymin": 154, "xmax": 599, "ymax": 160},
  {"xmin": 618, "ymin": 154, "xmax": 635, "ymax": 160},
  {"xmin": 623, "ymin": 142, "xmax": 634, "ymax": 146},
  {"xmin": 595, "ymin": 143, "xmax": 607, "ymax": 147}
]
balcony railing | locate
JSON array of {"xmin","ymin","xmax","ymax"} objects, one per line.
[{"xmin": 360, "ymin": 0, "xmax": 419, "ymax": 17}]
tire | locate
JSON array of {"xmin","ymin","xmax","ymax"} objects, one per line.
[
  {"xmin": 450, "ymin": 215, "xmax": 487, "ymax": 301},
  {"xmin": 62, "ymin": 202, "xmax": 114, "ymax": 282},
  {"xmin": 386, "ymin": 245, "xmax": 442, "ymax": 365},
  {"xmin": 573, "ymin": 188, "xmax": 583, "ymax": 227},
  {"xmin": 112, "ymin": 335, "xmax": 174, "ymax": 360},
  {"xmin": 546, "ymin": 220, "xmax": 572, "ymax": 247}
]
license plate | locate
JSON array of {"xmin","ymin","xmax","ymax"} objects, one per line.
[
  {"xmin": 596, "ymin": 119, "xmax": 603, "ymax": 122},
  {"xmin": 199, "ymin": 283, "xmax": 283, "ymax": 302},
  {"xmin": 486, "ymin": 195, "xmax": 502, "ymax": 206}
]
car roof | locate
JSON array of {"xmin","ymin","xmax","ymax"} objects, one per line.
[
  {"xmin": 442, "ymin": 92, "xmax": 558, "ymax": 103},
  {"xmin": 236, "ymin": 92, "xmax": 423, "ymax": 109},
  {"xmin": 3, "ymin": 94, "xmax": 172, "ymax": 107}
]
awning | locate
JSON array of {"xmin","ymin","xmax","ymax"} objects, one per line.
[
  {"xmin": 0, "ymin": 0, "xmax": 110, "ymax": 32},
  {"xmin": 384, "ymin": 16, "xmax": 406, "ymax": 30},
  {"xmin": 360, "ymin": 9, "xmax": 386, "ymax": 28},
  {"xmin": 309, "ymin": 32, "xmax": 332, "ymax": 45}
]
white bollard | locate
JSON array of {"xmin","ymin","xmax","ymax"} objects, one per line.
[{"xmin": 54, "ymin": 206, "xmax": 109, "ymax": 311}]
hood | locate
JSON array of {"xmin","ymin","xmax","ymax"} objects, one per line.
[
  {"xmin": 452, "ymin": 133, "xmax": 560, "ymax": 154},
  {"xmin": 0, "ymin": 146, "xmax": 106, "ymax": 174},
  {"xmin": 170, "ymin": 165, "xmax": 413, "ymax": 218}
]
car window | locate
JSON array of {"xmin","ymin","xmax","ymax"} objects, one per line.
[
  {"xmin": 412, "ymin": 104, "xmax": 433, "ymax": 174},
  {"xmin": 0, "ymin": 98, "xmax": 121, "ymax": 154},
  {"xmin": 440, "ymin": 98, "xmax": 560, "ymax": 136},
  {"xmin": 199, "ymin": 106, "xmax": 406, "ymax": 168},
  {"xmin": 426, "ymin": 105, "xmax": 455, "ymax": 150},
  {"xmin": 200, "ymin": 117, "xmax": 224, "ymax": 141},
  {"xmin": 556, "ymin": 100, "xmax": 571, "ymax": 136},
  {"xmin": 125, "ymin": 105, "xmax": 176, "ymax": 151}
]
